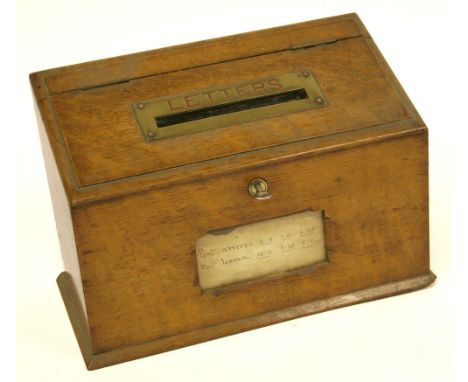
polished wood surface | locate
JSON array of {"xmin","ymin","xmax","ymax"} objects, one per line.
[
  {"xmin": 33, "ymin": 100, "xmax": 88, "ymax": 317},
  {"xmin": 58, "ymin": 271, "xmax": 435, "ymax": 370},
  {"xmin": 50, "ymin": 37, "xmax": 409, "ymax": 187},
  {"xmin": 31, "ymin": 13, "xmax": 433, "ymax": 369},
  {"xmin": 34, "ymin": 14, "xmax": 366, "ymax": 97},
  {"xmin": 75, "ymin": 132, "xmax": 430, "ymax": 355},
  {"xmin": 29, "ymin": 12, "xmax": 422, "ymax": 205}
]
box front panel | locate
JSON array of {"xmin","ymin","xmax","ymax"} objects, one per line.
[{"xmin": 73, "ymin": 132, "xmax": 428, "ymax": 353}]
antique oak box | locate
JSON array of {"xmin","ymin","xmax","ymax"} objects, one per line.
[{"xmin": 30, "ymin": 13, "xmax": 435, "ymax": 369}]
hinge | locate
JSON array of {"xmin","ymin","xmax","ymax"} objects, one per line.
[{"xmin": 290, "ymin": 38, "xmax": 338, "ymax": 50}]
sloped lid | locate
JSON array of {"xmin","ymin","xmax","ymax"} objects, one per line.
[{"xmin": 31, "ymin": 14, "xmax": 421, "ymax": 204}]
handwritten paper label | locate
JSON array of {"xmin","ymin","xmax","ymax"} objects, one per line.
[{"xmin": 196, "ymin": 210, "xmax": 326, "ymax": 290}]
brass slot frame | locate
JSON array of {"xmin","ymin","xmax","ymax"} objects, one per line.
[{"xmin": 133, "ymin": 71, "xmax": 327, "ymax": 141}]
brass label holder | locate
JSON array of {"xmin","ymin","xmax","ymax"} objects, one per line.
[{"xmin": 133, "ymin": 71, "xmax": 327, "ymax": 141}]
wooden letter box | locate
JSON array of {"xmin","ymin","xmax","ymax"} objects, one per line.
[{"xmin": 30, "ymin": 13, "xmax": 435, "ymax": 370}]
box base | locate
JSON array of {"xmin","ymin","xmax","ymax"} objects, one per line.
[{"xmin": 57, "ymin": 271, "xmax": 436, "ymax": 370}]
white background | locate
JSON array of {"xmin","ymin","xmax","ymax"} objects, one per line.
[{"xmin": 5, "ymin": 0, "xmax": 467, "ymax": 381}]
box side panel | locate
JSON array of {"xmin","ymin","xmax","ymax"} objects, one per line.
[
  {"xmin": 73, "ymin": 130, "xmax": 429, "ymax": 354},
  {"xmin": 33, "ymin": 96, "xmax": 88, "ymax": 321}
]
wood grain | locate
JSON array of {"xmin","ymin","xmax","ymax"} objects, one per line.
[
  {"xmin": 58, "ymin": 271, "xmax": 435, "ymax": 370},
  {"xmin": 30, "ymin": 13, "xmax": 433, "ymax": 369},
  {"xmin": 51, "ymin": 37, "xmax": 409, "ymax": 187},
  {"xmin": 33, "ymin": 97, "xmax": 87, "ymax": 316},
  {"xmin": 37, "ymin": 14, "xmax": 366, "ymax": 96},
  {"xmin": 74, "ymin": 131, "xmax": 430, "ymax": 354}
]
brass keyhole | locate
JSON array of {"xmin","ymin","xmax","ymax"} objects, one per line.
[{"xmin": 248, "ymin": 178, "xmax": 272, "ymax": 200}]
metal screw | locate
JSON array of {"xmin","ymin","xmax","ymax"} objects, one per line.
[
  {"xmin": 147, "ymin": 131, "xmax": 155, "ymax": 138},
  {"xmin": 301, "ymin": 71, "xmax": 310, "ymax": 78},
  {"xmin": 137, "ymin": 103, "xmax": 145, "ymax": 109},
  {"xmin": 314, "ymin": 96, "xmax": 324, "ymax": 105}
]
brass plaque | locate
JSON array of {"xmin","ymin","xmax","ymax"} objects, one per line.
[
  {"xmin": 133, "ymin": 71, "xmax": 327, "ymax": 141},
  {"xmin": 195, "ymin": 210, "xmax": 327, "ymax": 290}
]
